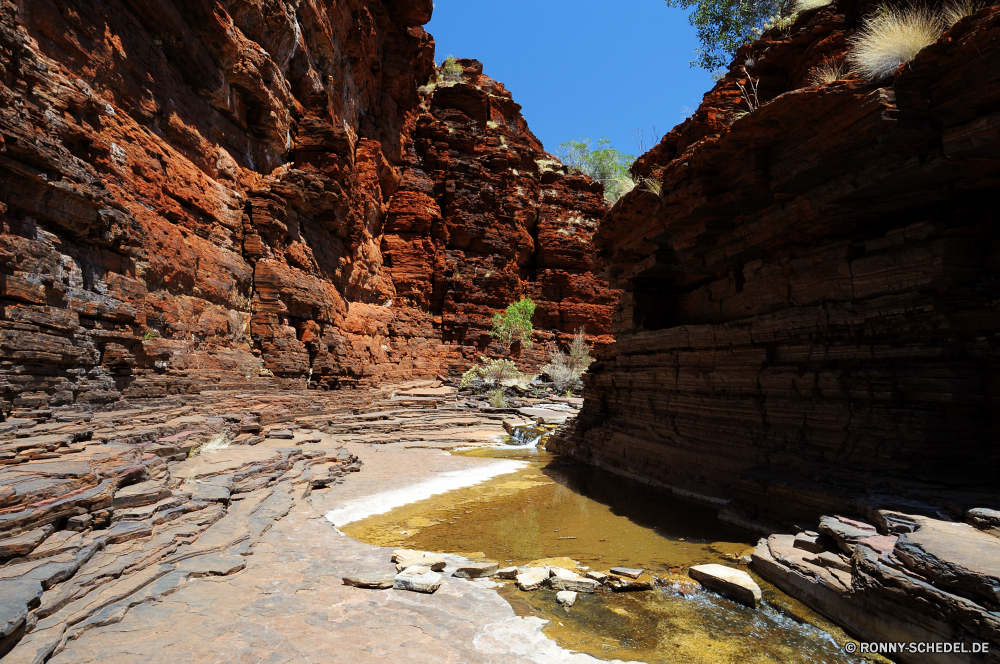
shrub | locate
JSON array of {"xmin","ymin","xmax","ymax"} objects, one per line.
[
  {"xmin": 490, "ymin": 297, "xmax": 536, "ymax": 351},
  {"xmin": 664, "ymin": 0, "xmax": 796, "ymax": 70},
  {"xmin": 486, "ymin": 388, "xmax": 508, "ymax": 408},
  {"xmin": 143, "ymin": 329, "xmax": 160, "ymax": 340},
  {"xmin": 847, "ymin": 5, "xmax": 944, "ymax": 80},
  {"xmin": 460, "ymin": 357, "xmax": 524, "ymax": 392},
  {"xmin": 556, "ymin": 137, "xmax": 636, "ymax": 205},
  {"xmin": 541, "ymin": 330, "xmax": 594, "ymax": 392},
  {"xmin": 438, "ymin": 55, "xmax": 463, "ymax": 81}
]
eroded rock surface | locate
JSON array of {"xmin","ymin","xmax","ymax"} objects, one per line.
[
  {"xmin": 0, "ymin": 385, "xmax": 607, "ymax": 663},
  {"xmin": 0, "ymin": 0, "xmax": 615, "ymax": 413},
  {"xmin": 754, "ymin": 511, "xmax": 1000, "ymax": 663}
]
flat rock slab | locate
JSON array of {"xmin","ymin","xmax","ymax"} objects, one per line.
[
  {"xmin": 609, "ymin": 567, "xmax": 644, "ymax": 579},
  {"xmin": 689, "ymin": 564, "xmax": 761, "ymax": 608},
  {"xmin": 342, "ymin": 572, "xmax": 396, "ymax": 589},
  {"xmin": 452, "ymin": 561, "xmax": 499, "ymax": 579},
  {"xmin": 496, "ymin": 566, "xmax": 519, "ymax": 579},
  {"xmin": 267, "ymin": 430, "xmax": 295, "ymax": 439},
  {"xmin": 517, "ymin": 408, "xmax": 569, "ymax": 423},
  {"xmin": 0, "ymin": 526, "xmax": 53, "ymax": 559},
  {"xmin": 893, "ymin": 514, "xmax": 1000, "ymax": 603},
  {"xmin": 607, "ymin": 577, "xmax": 654, "ymax": 592}
]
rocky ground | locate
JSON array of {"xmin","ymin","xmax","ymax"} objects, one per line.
[{"xmin": 0, "ymin": 382, "xmax": 618, "ymax": 663}]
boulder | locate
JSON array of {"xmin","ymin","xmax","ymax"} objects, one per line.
[
  {"xmin": 515, "ymin": 567, "xmax": 549, "ymax": 591},
  {"xmin": 555, "ymin": 590, "xmax": 578, "ymax": 607},
  {"xmin": 393, "ymin": 569, "xmax": 442, "ymax": 594},
  {"xmin": 689, "ymin": 564, "xmax": 761, "ymax": 608},
  {"xmin": 548, "ymin": 567, "xmax": 599, "ymax": 593}
]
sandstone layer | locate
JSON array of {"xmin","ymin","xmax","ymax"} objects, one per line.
[
  {"xmin": 551, "ymin": 0, "xmax": 1000, "ymax": 528},
  {"xmin": 754, "ymin": 511, "xmax": 1000, "ymax": 663},
  {"xmin": 0, "ymin": 385, "xmax": 609, "ymax": 663},
  {"xmin": 0, "ymin": 0, "xmax": 615, "ymax": 415}
]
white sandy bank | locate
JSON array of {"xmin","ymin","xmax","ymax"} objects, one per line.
[{"xmin": 325, "ymin": 459, "xmax": 527, "ymax": 528}]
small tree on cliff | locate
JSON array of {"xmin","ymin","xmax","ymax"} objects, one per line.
[
  {"xmin": 490, "ymin": 297, "xmax": 536, "ymax": 353},
  {"xmin": 556, "ymin": 137, "xmax": 636, "ymax": 205},
  {"xmin": 664, "ymin": 0, "xmax": 795, "ymax": 70}
]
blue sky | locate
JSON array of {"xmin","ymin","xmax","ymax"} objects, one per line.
[{"xmin": 425, "ymin": 0, "xmax": 715, "ymax": 159}]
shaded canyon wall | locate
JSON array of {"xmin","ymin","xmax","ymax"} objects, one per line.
[{"xmin": 551, "ymin": 0, "xmax": 1000, "ymax": 528}]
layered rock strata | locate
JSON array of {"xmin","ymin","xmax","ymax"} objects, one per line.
[
  {"xmin": 383, "ymin": 58, "xmax": 619, "ymax": 364},
  {"xmin": 0, "ymin": 380, "xmax": 558, "ymax": 660},
  {"xmin": 551, "ymin": 0, "xmax": 1000, "ymax": 527},
  {"xmin": 754, "ymin": 511, "xmax": 1000, "ymax": 663},
  {"xmin": 0, "ymin": 0, "xmax": 615, "ymax": 413}
]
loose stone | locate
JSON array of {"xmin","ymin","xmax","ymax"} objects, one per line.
[
  {"xmin": 515, "ymin": 567, "xmax": 550, "ymax": 591},
  {"xmin": 556, "ymin": 590, "xmax": 578, "ymax": 607},
  {"xmin": 452, "ymin": 561, "xmax": 499, "ymax": 579},
  {"xmin": 342, "ymin": 572, "xmax": 396, "ymax": 589},
  {"xmin": 689, "ymin": 564, "xmax": 761, "ymax": 608},
  {"xmin": 393, "ymin": 569, "xmax": 442, "ymax": 594},
  {"xmin": 609, "ymin": 566, "xmax": 644, "ymax": 579}
]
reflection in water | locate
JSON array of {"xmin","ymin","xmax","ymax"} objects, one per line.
[{"xmin": 343, "ymin": 447, "xmax": 869, "ymax": 664}]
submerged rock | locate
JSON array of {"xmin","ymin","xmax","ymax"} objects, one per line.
[
  {"xmin": 555, "ymin": 590, "xmax": 578, "ymax": 607},
  {"xmin": 689, "ymin": 564, "xmax": 761, "ymax": 608}
]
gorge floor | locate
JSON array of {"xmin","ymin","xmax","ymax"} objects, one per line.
[{"xmin": 341, "ymin": 444, "xmax": 875, "ymax": 664}]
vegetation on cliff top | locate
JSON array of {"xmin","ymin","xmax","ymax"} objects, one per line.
[{"xmin": 557, "ymin": 138, "xmax": 636, "ymax": 204}]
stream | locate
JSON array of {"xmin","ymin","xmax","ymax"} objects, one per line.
[{"xmin": 341, "ymin": 429, "xmax": 869, "ymax": 664}]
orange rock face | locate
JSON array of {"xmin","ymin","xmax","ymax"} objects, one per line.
[
  {"xmin": 552, "ymin": 2, "xmax": 1000, "ymax": 525},
  {"xmin": 0, "ymin": 2, "xmax": 616, "ymax": 411},
  {"xmin": 382, "ymin": 59, "xmax": 619, "ymax": 366}
]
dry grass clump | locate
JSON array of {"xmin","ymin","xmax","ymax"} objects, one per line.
[
  {"xmin": 941, "ymin": 0, "xmax": 983, "ymax": 26},
  {"xmin": 847, "ymin": 5, "xmax": 944, "ymax": 79},
  {"xmin": 809, "ymin": 57, "xmax": 849, "ymax": 84},
  {"xmin": 640, "ymin": 176, "xmax": 664, "ymax": 199}
]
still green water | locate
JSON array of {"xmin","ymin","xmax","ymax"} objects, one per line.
[{"xmin": 343, "ymin": 443, "xmax": 874, "ymax": 664}]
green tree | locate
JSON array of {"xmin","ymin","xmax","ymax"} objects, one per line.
[
  {"xmin": 556, "ymin": 137, "xmax": 635, "ymax": 205},
  {"xmin": 490, "ymin": 297, "xmax": 536, "ymax": 351},
  {"xmin": 665, "ymin": 0, "xmax": 793, "ymax": 70}
]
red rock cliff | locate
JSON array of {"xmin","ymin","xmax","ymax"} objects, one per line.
[
  {"xmin": 551, "ymin": 0, "xmax": 1000, "ymax": 528},
  {"xmin": 383, "ymin": 58, "xmax": 618, "ymax": 366},
  {"xmin": 0, "ymin": 1, "xmax": 614, "ymax": 413}
]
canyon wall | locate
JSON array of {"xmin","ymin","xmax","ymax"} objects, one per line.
[
  {"xmin": 551, "ymin": 0, "xmax": 1000, "ymax": 528},
  {"xmin": 0, "ymin": 0, "xmax": 614, "ymax": 416},
  {"xmin": 385, "ymin": 58, "xmax": 618, "ymax": 364}
]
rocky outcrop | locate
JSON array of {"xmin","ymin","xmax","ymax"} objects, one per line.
[
  {"xmin": 551, "ymin": 0, "xmax": 1000, "ymax": 527},
  {"xmin": 753, "ymin": 511, "xmax": 1000, "ymax": 663},
  {"xmin": 383, "ymin": 58, "xmax": 618, "ymax": 365},
  {"xmin": 0, "ymin": 1, "xmax": 615, "ymax": 413}
]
